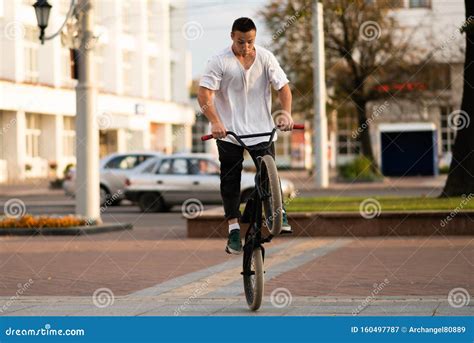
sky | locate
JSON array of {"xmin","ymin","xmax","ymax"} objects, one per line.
[{"xmin": 184, "ymin": 0, "xmax": 271, "ymax": 79}]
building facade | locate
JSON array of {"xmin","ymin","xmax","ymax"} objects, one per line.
[
  {"xmin": 336, "ymin": 0, "xmax": 465, "ymax": 174},
  {"xmin": 0, "ymin": 0, "xmax": 194, "ymax": 182}
]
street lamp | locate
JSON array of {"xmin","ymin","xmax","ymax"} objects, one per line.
[
  {"xmin": 32, "ymin": 0, "xmax": 101, "ymax": 224},
  {"xmin": 33, "ymin": 0, "xmax": 52, "ymax": 44}
]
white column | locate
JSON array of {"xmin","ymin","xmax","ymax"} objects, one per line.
[
  {"xmin": 115, "ymin": 128, "xmax": 126, "ymax": 152},
  {"xmin": 75, "ymin": 0, "xmax": 100, "ymax": 222},
  {"xmin": 142, "ymin": 125, "xmax": 151, "ymax": 150},
  {"xmin": 312, "ymin": 1, "xmax": 329, "ymax": 188},
  {"xmin": 156, "ymin": 0, "xmax": 171, "ymax": 101},
  {"xmin": 0, "ymin": 1, "xmax": 19, "ymax": 81},
  {"xmin": 4, "ymin": 111, "xmax": 26, "ymax": 181},
  {"xmin": 136, "ymin": 0, "xmax": 148, "ymax": 98},
  {"xmin": 102, "ymin": 0, "xmax": 120, "ymax": 94},
  {"xmin": 164, "ymin": 123, "xmax": 173, "ymax": 154}
]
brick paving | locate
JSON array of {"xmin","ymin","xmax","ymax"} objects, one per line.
[
  {"xmin": 265, "ymin": 237, "xmax": 474, "ymax": 297},
  {"xmin": 0, "ymin": 230, "xmax": 288, "ymax": 297},
  {"xmin": 1, "ymin": 229, "xmax": 472, "ymax": 316}
]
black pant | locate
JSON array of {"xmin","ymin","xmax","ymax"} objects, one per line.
[{"xmin": 217, "ymin": 140, "xmax": 275, "ymax": 220}]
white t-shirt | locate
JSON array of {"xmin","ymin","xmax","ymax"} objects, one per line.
[{"xmin": 199, "ymin": 45, "xmax": 289, "ymax": 146}]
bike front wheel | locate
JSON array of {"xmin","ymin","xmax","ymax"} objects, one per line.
[
  {"xmin": 243, "ymin": 247, "xmax": 264, "ymax": 311},
  {"xmin": 259, "ymin": 154, "xmax": 283, "ymax": 236}
]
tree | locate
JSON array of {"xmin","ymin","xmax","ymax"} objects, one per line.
[
  {"xmin": 260, "ymin": 0, "xmax": 423, "ymax": 169},
  {"xmin": 441, "ymin": 1, "xmax": 474, "ymax": 197}
]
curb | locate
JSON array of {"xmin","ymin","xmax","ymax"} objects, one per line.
[
  {"xmin": 187, "ymin": 208, "xmax": 474, "ymax": 238},
  {"xmin": 0, "ymin": 223, "xmax": 133, "ymax": 236}
]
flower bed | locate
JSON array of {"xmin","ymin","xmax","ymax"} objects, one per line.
[{"xmin": 0, "ymin": 215, "xmax": 95, "ymax": 228}]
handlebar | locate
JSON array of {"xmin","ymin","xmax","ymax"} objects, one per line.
[{"xmin": 201, "ymin": 124, "xmax": 305, "ymax": 142}]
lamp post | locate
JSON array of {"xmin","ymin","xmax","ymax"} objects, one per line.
[
  {"xmin": 311, "ymin": 0, "xmax": 329, "ymax": 188},
  {"xmin": 33, "ymin": 0, "xmax": 101, "ymax": 224}
]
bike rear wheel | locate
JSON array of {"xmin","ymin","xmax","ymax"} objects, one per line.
[
  {"xmin": 259, "ymin": 155, "xmax": 283, "ymax": 236},
  {"xmin": 243, "ymin": 247, "xmax": 264, "ymax": 311}
]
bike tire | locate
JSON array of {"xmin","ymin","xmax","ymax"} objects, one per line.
[
  {"xmin": 243, "ymin": 247, "xmax": 264, "ymax": 311},
  {"xmin": 260, "ymin": 155, "xmax": 283, "ymax": 236}
]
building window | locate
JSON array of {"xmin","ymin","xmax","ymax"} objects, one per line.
[
  {"xmin": 149, "ymin": 57, "xmax": 158, "ymax": 98},
  {"xmin": 170, "ymin": 61, "xmax": 176, "ymax": 101},
  {"xmin": 172, "ymin": 124, "xmax": 185, "ymax": 153},
  {"xmin": 63, "ymin": 117, "xmax": 76, "ymax": 157},
  {"xmin": 147, "ymin": 0, "xmax": 157, "ymax": 40},
  {"xmin": 24, "ymin": 27, "xmax": 39, "ymax": 83},
  {"xmin": 122, "ymin": 1, "xmax": 132, "ymax": 34},
  {"xmin": 122, "ymin": 51, "xmax": 133, "ymax": 95},
  {"xmin": 192, "ymin": 114, "xmax": 208, "ymax": 153},
  {"xmin": 440, "ymin": 106, "xmax": 456, "ymax": 153},
  {"xmin": 337, "ymin": 115, "xmax": 361, "ymax": 155},
  {"xmin": 26, "ymin": 113, "xmax": 41, "ymax": 158},
  {"xmin": 409, "ymin": 0, "xmax": 430, "ymax": 8},
  {"xmin": 61, "ymin": 48, "xmax": 76, "ymax": 87}
]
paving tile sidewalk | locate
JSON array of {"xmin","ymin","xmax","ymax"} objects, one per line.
[
  {"xmin": 1, "ymin": 296, "xmax": 471, "ymax": 316},
  {"xmin": 0, "ymin": 234, "xmax": 472, "ymax": 316}
]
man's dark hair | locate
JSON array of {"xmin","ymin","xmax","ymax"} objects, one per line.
[{"xmin": 231, "ymin": 17, "xmax": 257, "ymax": 33}]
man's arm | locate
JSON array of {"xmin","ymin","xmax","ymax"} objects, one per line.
[
  {"xmin": 276, "ymin": 84, "xmax": 294, "ymax": 131},
  {"xmin": 197, "ymin": 86, "xmax": 227, "ymax": 139}
]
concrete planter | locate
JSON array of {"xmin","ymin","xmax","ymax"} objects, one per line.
[
  {"xmin": 0, "ymin": 223, "xmax": 132, "ymax": 236},
  {"xmin": 187, "ymin": 208, "xmax": 474, "ymax": 238}
]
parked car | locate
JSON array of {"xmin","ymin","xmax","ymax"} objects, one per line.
[
  {"xmin": 124, "ymin": 153, "xmax": 296, "ymax": 213},
  {"xmin": 63, "ymin": 152, "xmax": 162, "ymax": 206}
]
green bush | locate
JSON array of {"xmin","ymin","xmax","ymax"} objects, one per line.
[{"xmin": 338, "ymin": 156, "xmax": 381, "ymax": 182}]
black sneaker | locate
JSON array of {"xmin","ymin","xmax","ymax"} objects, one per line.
[{"xmin": 225, "ymin": 229, "xmax": 242, "ymax": 254}]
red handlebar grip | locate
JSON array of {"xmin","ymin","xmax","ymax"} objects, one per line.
[
  {"xmin": 201, "ymin": 134, "xmax": 214, "ymax": 141},
  {"xmin": 293, "ymin": 124, "xmax": 305, "ymax": 130}
]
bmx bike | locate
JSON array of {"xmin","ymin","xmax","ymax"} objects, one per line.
[{"xmin": 201, "ymin": 124, "xmax": 304, "ymax": 311}]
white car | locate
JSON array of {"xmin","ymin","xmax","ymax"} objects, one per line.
[
  {"xmin": 63, "ymin": 151, "xmax": 162, "ymax": 206},
  {"xmin": 124, "ymin": 153, "xmax": 296, "ymax": 212}
]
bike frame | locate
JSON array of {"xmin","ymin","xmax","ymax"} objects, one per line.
[{"xmin": 201, "ymin": 125, "xmax": 304, "ymax": 277}]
